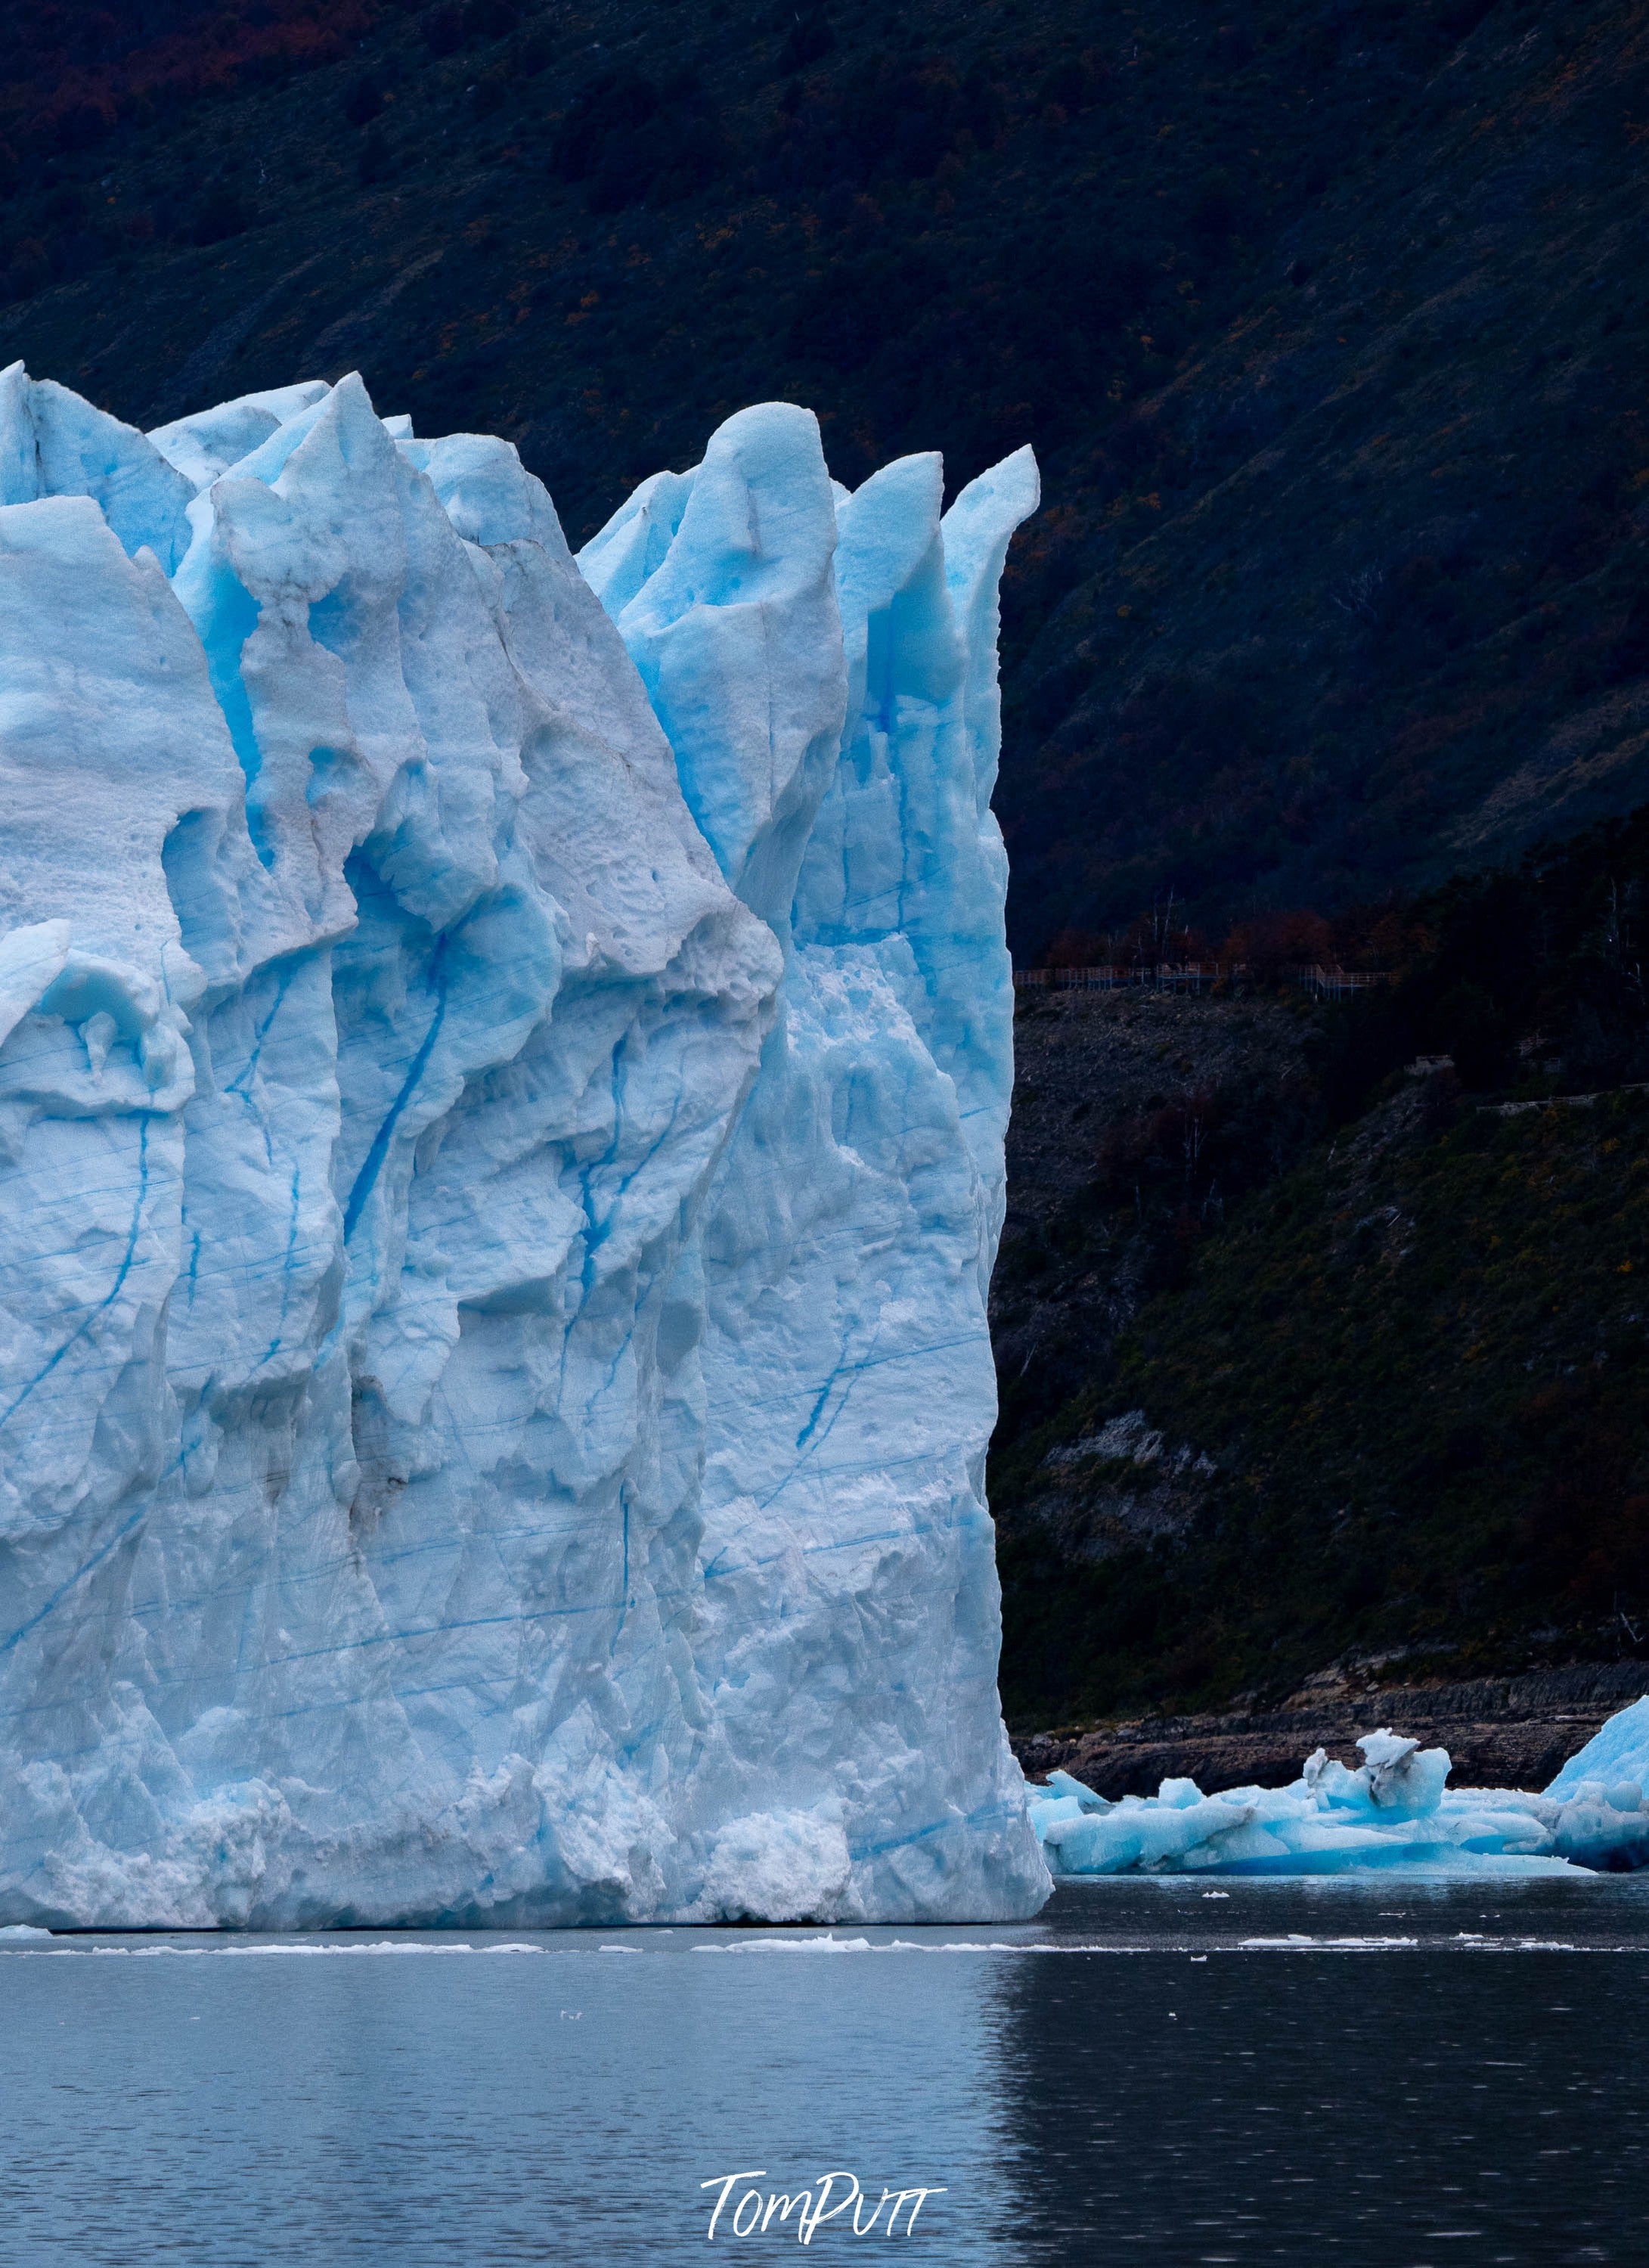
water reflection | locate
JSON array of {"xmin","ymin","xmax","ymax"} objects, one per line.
[
  {"xmin": 0, "ymin": 1931, "xmax": 1015, "ymax": 2264},
  {"xmin": 2, "ymin": 1881, "xmax": 1647, "ymax": 2264},
  {"xmin": 993, "ymin": 1877, "xmax": 1649, "ymax": 2264}
]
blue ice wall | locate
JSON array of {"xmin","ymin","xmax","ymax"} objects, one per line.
[{"xmin": 0, "ymin": 365, "xmax": 1046, "ymax": 1928}]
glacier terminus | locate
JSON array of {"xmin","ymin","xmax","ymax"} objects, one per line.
[{"xmin": 0, "ymin": 362, "xmax": 1051, "ymax": 1928}]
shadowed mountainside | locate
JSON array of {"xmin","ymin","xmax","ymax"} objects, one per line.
[
  {"xmin": 4, "ymin": 0, "xmax": 1649, "ymax": 953},
  {"xmin": 993, "ymin": 806, "xmax": 1649, "ymax": 1732}
]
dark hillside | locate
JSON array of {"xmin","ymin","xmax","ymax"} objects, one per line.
[
  {"xmin": 1000, "ymin": 1077, "xmax": 1649, "ymax": 1723},
  {"xmin": 994, "ymin": 983, "xmax": 1322, "ymax": 1453},
  {"xmin": 993, "ymin": 805, "xmax": 1649, "ymax": 1731},
  {"xmin": 1004, "ymin": 0, "xmax": 1649, "ymax": 954},
  {"xmin": 4, "ymin": 0, "xmax": 1649, "ymax": 948}
]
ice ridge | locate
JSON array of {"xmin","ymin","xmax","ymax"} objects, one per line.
[{"xmin": 0, "ymin": 363, "xmax": 1049, "ymax": 1928}]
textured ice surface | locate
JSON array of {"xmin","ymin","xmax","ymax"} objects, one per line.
[
  {"xmin": 0, "ymin": 362, "xmax": 1049, "ymax": 1928},
  {"xmin": 1028, "ymin": 1708, "xmax": 1649, "ymax": 1876},
  {"xmin": 1545, "ymin": 1694, "xmax": 1649, "ymax": 1798}
]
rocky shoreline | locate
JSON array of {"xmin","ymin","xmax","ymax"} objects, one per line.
[{"xmin": 1012, "ymin": 1661, "xmax": 1649, "ymax": 1798}]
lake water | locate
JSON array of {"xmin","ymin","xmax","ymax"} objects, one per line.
[{"xmin": 2, "ymin": 1874, "xmax": 1646, "ymax": 2266}]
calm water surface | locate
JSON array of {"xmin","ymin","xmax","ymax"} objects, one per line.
[{"xmin": 2, "ymin": 1875, "xmax": 1646, "ymax": 2267}]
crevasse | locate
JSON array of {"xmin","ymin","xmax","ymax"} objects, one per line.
[{"xmin": 0, "ymin": 363, "xmax": 1049, "ymax": 1928}]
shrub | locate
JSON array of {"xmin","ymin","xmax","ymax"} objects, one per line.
[
  {"xmin": 423, "ymin": 4, "xmax": 466, "ymax": 55},
  {"xmin": 192, "ymin": 183, "xmax": 250, "ymax": 244},
  {"xmin": 343, "ymin": 76, "xmax": 383, "ymax": 126}
]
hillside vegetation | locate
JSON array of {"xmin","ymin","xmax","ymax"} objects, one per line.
[
  {"xmin": 4, "ymin": 0, "xmax": 1649, "ymax": 952},
  {"xmin": 993, "ymin": 806, "xmax": 1649, "ymax": 1725}
]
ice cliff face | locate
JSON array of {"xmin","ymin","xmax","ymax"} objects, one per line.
[{"xmin": 0, "ymin": 363, "xmax": 1047, "ymax": 1927}]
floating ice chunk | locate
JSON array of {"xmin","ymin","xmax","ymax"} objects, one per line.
[
  {"xmin": 1028, "ymin": 1707, "xmax": 1649, "ymax": 1876},
  {"xmin": 1046, "ymin": 1768, "xmax": 1111, "ymax": 1812},
  {"xmin": 1545, "ymin": 1694, "xmax": 1649, "ymax": 1798}
]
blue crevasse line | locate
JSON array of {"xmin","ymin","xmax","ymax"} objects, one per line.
[
  {"xmin": 90, "ymin": 1471, "xmax": 957, "ymax": 1655},
  {"xmin": 121, "ymin": 1491, "xmax": 645, "ymax": 1623},
  {"xmin": 264, "ymin": 1597, "xmax": 631, "ymax": 1677},
  {"xmin": 705, "ymin": 1332, "xmax": 981, "ymax": 1428},
  {"xmin": 703, "ymin": 1508, "xmax": 946, "ymax": 1586},
  {"xmin": 342, "ymin": 942, "xmax": 450, "ymax": 1245},
  {"xmin": 0, "ymin": 1499, "xmax": 150, "ymax": 1660},
  {"xmin": 575, "ymin": 1035, "xmax": 633, "ymax": 1295},
  {"xmin": 2, "ymin": 1509, "xmax": 963, "ymax": 1720},
  {"xmin": 0, "ymin": 1118, "xmax": 151, "ymax": 1437},
  {"xmin": 600, "ymin": 1056, "xmax": 687, "ymax": 1224},
  {"xmin": 849, "ymin": 1801, "xmax": 1020, "ymax": 1866},
  {"xmin": 189, "ymin": 562, "xmax": 276, "ymax": 872},
  {"xmin": 225, "ymin": 960, "xmax": 296, "ymax": 1104},
  {"xmin": 225, "ymin": 959, "xmax": 299, "ymax": 1171},
  {"xmin": 611, "ymin": 1489, "xmax": 631, "ymax": 1653},
  {"xmin": 258, "ymin": 1162, "xmax": 304, "ymax": 1370},
  {"xmin": 759, "ymin": 1318, "xmax": 890, "ymax": 1509},
  {"xmin": 794, "ymin": 1357, "xmax": 846, "ymax": 1453}
]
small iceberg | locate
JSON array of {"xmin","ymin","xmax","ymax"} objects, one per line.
[{"xmin": 1027, "ymin": 1702, "xmax": 1649, "ymax": 1877}]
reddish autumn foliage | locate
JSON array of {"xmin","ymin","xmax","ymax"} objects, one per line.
[{"xmin": 0, "ymin": 0, "xmax": 382, "ymax": 160}]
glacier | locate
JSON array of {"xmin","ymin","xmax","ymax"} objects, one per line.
[
  {"xmin": 1027, "ymin": 1705, "xmax": 1649, "ymax": 1878},
  {"xmin": 0, "ymin": 361, "xmax": 1050, "ymax": 1928}
]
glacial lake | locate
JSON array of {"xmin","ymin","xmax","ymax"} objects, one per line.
[{"xmin": 3, "ymin": 1876, "xmax": 1647, "ymax": 2266}]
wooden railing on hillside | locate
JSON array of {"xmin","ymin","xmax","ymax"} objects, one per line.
[
  {"xmin": 1014, "ymin": 963, "xmax": 1220, "ymax": 992},
  {"xmin": 1013, "ymin": 962, "xmax": 1393, "ymax": 997},
  {"xmin": 1290, "ymin": 964, "xmax": 1394, "ymax": 1000}
]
